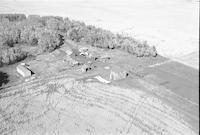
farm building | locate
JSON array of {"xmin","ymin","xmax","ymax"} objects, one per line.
[
  {"xmin": 109, "ymin": 66, "xmax": 129, "ymax": 81},
  {"xmin": 17, "ymin": 64, "xmax": 32, "ymax": 78}
]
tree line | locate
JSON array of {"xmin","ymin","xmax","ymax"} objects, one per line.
[{"xmin": 0, "ymin": 14, "xmax": 157, "ymax": 67}]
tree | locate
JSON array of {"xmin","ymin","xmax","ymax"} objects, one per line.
[
  {"xmin": 46, "ymin": 18, "xmax": 65, "ymax": 31},
  {"xmin": 38, "ymin": 31, "xmax": 64, "ymax": 52},
  {"xmin": 0, "ymin": 47, "xmax": 27, "ymax": 66},
  {"xmin": 0, "ymin": 21, "xmax": 21, "ymax": 47},
  {"xmin": 20, "ymin": 26, "xmax": 39, "ymax": 46},
  {"xmin": 0, "ymin": 14, "xmax": 26, "ymax": 22}
]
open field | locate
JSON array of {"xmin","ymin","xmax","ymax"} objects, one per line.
[
  {"xmin": 145, "ymin": 61, "xmax": 199, "ymax": 103},
  {"xmin": 0, "ymin": 76, "xmax": 198, "ymax": 135},
  {"xmin": 0, "ymin": 40, "xmax": 199, "ymax": 135}
]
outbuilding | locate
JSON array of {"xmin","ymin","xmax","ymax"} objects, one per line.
[
  {"xmin": 109, "ymin": 66, "xmax": 129, "ymax": 81},
  {"xmin": 17, "ymin": 64, "xmax": 32, "ymax": 78}
]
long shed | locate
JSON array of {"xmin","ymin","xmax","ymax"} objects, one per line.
[{"xmin": 17, "ymin": 65, "xmax": 32, "ymax": 78}]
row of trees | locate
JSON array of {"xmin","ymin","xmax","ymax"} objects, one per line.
[
  {"xmin": 63, "ymin": 18, "xmax": 157, "ymax": 57},
  {"xmin": 0, "ymin": 47, "xmax": 27, "ymax": 66},
  {"xmin": 0, "ymin": 14, "xmax": 157, "ymax": 67}
]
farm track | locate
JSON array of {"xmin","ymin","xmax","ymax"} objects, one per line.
[
  {"xmin": 0, "ymin": 70, "xmax": 198, "ymax": 135},
  {"xmin": 0, "ymin": 69, "xmax": 98, "ymax": 95}
]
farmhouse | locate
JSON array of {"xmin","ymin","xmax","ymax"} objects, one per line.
[{"xmin": 17, "ymin": 64, "xmax": 32, "ymax": 78}]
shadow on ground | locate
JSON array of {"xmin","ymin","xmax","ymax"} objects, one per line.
[{"xmin": 0, "ymin": 71, "xmax": 9, "ymax": 88}]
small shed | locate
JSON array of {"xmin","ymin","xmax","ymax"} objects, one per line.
[
  {"xmin": 17, "ymin": 65, "xmax": 32, "ymax": 78},
  {"xmin": 109, "ymin": 66, "xmax": 129, "ymax": 81}
]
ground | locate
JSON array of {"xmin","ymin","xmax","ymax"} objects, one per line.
[{"xmin": 0, "ymin": 41, "xmax": 198, "ymax": 135}]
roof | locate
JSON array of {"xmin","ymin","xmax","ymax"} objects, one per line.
[
  {"xmin": 94, "ymin": 75, "xmax": 110, "ymax": 84},
  {"xmin": 79, "ymin": 47, "xmax": 89, "ymax": 53},
  {"xmin": 17, "ymin": 65, "xmax": 31, "ymax": 77}
]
